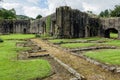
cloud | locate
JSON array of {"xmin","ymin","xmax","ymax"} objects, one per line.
[
  {"xmin": 0, "ymin": 2, "xmax": 21, "ymax": 10},
  {"xmin": 0, "ymin": 0, "xmax": 120, "ymax": 18},
  {"xmin": 27, "ymin": 0, "xmax": 39, "ymax": 5},
  {"xmin": 82, "ymin": 2, "xmax": 99, "ymax": 13},
  {"xmin": 23, "ymin": 6, "xmax": 49, "ymax": 18}
]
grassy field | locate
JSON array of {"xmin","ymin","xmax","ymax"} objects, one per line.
[
  {"xmin": 49, "ymin": 35, "xmax": 120, "ymax": 66},
  {"xmin": 49, "ymin": 37, "xmax": 102, "ymax": 43},
  {"xmin": 110, "ymin": 33, "xmax": 118, "ymax": 38},
  {"xmin": 105, "ymin": 40, "xmax": 120, "ymax": 47},
  {"xmin": 85, "ymin": 49, "xmax": 120, "ymax": 65},
  {"xmin": 61, "ymin": 43, "xmax": 96, "ymax": 48},
  {"xmin": 0, "ymin": 34, "xmax": 51, "ymax": 80},
  {"xmin": 0, "ymin": 34, "xmax": 35, "ymax": 40}
]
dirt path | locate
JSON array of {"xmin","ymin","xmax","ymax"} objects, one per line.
[{"xmin": 31, "ymin": 39, "xmax": 120, "ymax": 80}]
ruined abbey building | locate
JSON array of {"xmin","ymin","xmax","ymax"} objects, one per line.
[
  {"xmin": 0, "ymin": 20, "xmax": 30, "ymax": 34},
  {"xmin": 0, "ymin": 6, "xmax": 120, "ymax": 39}
]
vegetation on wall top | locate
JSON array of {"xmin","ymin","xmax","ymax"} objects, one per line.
[{"xmin": 99, "ymin": 5, "xmax": 120, "ymax": 17}]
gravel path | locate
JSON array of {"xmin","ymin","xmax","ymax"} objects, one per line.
[{"xmin": 31, "ymin": 39, "xmax": 120, "ymax": 80}]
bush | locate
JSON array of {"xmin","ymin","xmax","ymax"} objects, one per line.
[
  {"xmin": 35, "ymin": 34, "xmax": 41, "ymax": 38},
  {"xmin": 0, "ymin": 38, "xmax": 4, "ymax": 43}
]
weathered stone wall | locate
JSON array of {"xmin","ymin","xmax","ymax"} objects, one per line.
[
  {"xmin": 1, "ymin": 6, "xmax": 120, "ymax": 39},
  {"xmin": 0, "ymin": 20, "xmax": 30, "ymax": 34},
  {"xmin": 13, "ymin": 20, "xmax": 30, "ymax": 33},
  {"xmin": 100, "ymin": 17, "xmax": 120, "ymax": 38},
  {"xmin": 30, "ymin": 17, "xmax": 47, "ymax": 34},
  {"xmin": 30, "ymin": 13, "xmax": 56, "ymax": 35},
  {"xmin": 55, "ymin": 6, "xmax": 100, "ymax": 38}
]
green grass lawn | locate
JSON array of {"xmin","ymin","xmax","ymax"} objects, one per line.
[
  {"xmin": 110, "ymin": 33, "xmax": 118, "ymax": 38},
  {"xmin": 0, "ymin": 34, "xmax": 35, "ymax": 40},
  {"xmin": 105, "ymin": 39, "xmax": 120, "ymax": 47},
  {"xmin": 85, "ymin": 49, "xmax": 120, "ymax": 65},
  {"xmin": 49, "ymin": 37, "xmax": 102, "ymax": 44},
  {"xmin": 0, "ymin": 34, "xmax": 51, "ymax": 80},
  {"xmin": 61, "ymin": 43, "xmax": 96, "ymax": 48}
]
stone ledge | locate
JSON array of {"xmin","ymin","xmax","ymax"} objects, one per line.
[
  {"xmin": 50, "ymin": 55, "xmax": 85, "ymax": 80},
  {"xmin": 45, "ymin": 40, "xmax": 120, "ymax": 74},
  {"xmin": 70, "ymin": 46, "xmax": 116, "ymax": 52},
  {"xmin": 70, "ymin": 52, "xmax": 120, "ymax": 73}
]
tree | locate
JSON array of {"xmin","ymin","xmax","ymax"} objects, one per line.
[
  {"xmin": 110, "ymin": 5, "xmax": 120, "ymax": 17},
  {"xmin": 99, "ymin": 9, "xmax": 110, "ymax": 17},
  {"xmin": 99, "ymin": 11, "xmax": 104, "ymax": 17},
  {"xmin": 104, "ymin": 9, "xmax": 109, "ymax": 17},
  {"xmin": 0, "ymin": 8, "xmax": 16, "ymax": 19},
  {"xmin": 36, "ymin": 15, "xmax": 42, "ymax": 19},
  {"xmin": 87, "ymin": 11, "xmax": 93, "ymax": 14}
]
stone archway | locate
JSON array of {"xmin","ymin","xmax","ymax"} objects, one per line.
[{"xmin": 104, "ymin": 28, "xmax": 118, "ymax": 38}]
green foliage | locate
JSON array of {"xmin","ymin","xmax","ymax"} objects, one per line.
[
  {"xmin": 99, "ymin": 5, "xmax": 120, "ymax": 17},
  {"xmin": 36, "ymin": 14, "xmax": 42, "ymax": 19},
  {"xmin": 85, "ymin": 49, "xmax": 120, "ymax": 65},
  {"xmin": 46, "ymin": 16, "xmax": 51, "ymax": 35},
  {"xmin": 35, "ymin": 34, "xmax": 41, "ymax": 38},
  {"xmin": 110, "ymin": 5, "xmax": 120, "ymax": 17},
  {"xmin": 0, "ymin": 8, "xmax": 16, "ymax": 19},
  {"xmin": 0, "ymin": 34, "xmax": 51, "ymax": 80},
  {"xmin": 99, "ymin": 9, "xmax": 110, "ymax": 17},
  {"xmin": 0, "ymin": 38, "xmax": 3, "ymax": 42},
  {"xmin": 16, "ymin": 15, "xmax": 30, "ymax": 20}
]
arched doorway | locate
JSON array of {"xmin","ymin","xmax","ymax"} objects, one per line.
[
  {"xmin": 23, "ymin": 28, "xmax": 27, "ymax": 34},
  {"xmin": 105, "ymin": 28, "xmax": 118, "ymax": 38}
]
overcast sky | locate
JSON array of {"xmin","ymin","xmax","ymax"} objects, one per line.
[{"xmin": 0, "ymin": 0, "xmax": 120, "ymax": 18}]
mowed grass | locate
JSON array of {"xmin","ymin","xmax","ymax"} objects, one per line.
[
  {"xmin": 0, "ymin": 34, "xmax": 51, "ymax": 80},
  {"xmin": 61, "ymin": 43, "xmax": 96, "ymax": 49},
  {"xmin": 110, "ymin": 33, "xmax": 118, "ymax": 38},
  {"xmin": 85, "ymin": 49, "xmax": 120, "ymax": 65},
  {"xmin": 49, "ymin": 37, "xmax": 102, "ymax": 43},
  {"xmin": 0, "ymin": 34, "xmax": 35, "ymax": 40},
  {"xmin": 105, "ymin": 39, "xmax": 120, "ymax": 47}
]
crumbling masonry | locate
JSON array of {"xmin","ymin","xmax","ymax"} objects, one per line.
[{"xmin": 0, "ymin": 6, "xmax": 120, "ymax": 39}]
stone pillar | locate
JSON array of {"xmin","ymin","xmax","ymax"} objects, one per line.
[{"xmin": 56, "ymin": 6, "xmax": 71, "ymax": 38}]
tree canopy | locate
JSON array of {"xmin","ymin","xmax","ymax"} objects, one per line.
[
  {"xmin": 110, "ymin": 5, "xmax": 120, "ymax": 17},
  {"xmin": 99, "ymin": 5, "xmax": 120, "ymax": 17},
  {"xmin": 36, "ymin": 14, "xmax": 42, "ymax": 19},
  {"xmin": 0, "ymin": 8, "xmax": 16, "ymax": 19}
]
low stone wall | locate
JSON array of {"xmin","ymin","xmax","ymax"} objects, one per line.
[
  {"xmin": 50, "ymin": 55, "xmax": 85, "ymax": 80},
  {"xmin": 53, "ymin": 40, "xmax": 107, "ymax": 45},
  {"xmin": 70, "ymin": 52, "xmax": 120, "ymax": 73},
  {"xmin": 29, "ymin": 54, "xmax": 85, "ymax": 80},
  {"xmin": 45, "ymin": 40, "xmax": 120, "ymax": 74},
  {"xmin": 70, "ymin": 46, "xmax": 116, "ymax": 52},
  {"xmin": 17, "ymin": 39, "xmax": 85, "ymax": 80}
]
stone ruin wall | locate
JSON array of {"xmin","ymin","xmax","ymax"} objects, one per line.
[
  {"xmin": 0, "ymin": 20, "xmax": 30, "ymax": 34},
  {"xmin": 100, "ymin": 17, "xmax": 120, "ymax": 38},
  {"xmin": 30, "ymin": 13, "xmax": 56, "ymax": 35},
  {"xmin": 13, "ymin": 20, "xmax": 30, "ymax": 33},
  {"xmin": 0, "ymin": 6, "xmax": 120, "ymax": 39},
  {"xmin": 54, "ymin": 6, "xmax": 100, "ymax": 38}
]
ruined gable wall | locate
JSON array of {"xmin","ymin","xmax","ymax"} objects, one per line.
[
  {"xmin": 13, "ymin": 20, "xmax": 30, "ymax": 33},
  {"xmin": 55, "ymin": 6, "xmax": 100, "ymax": 38}
]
